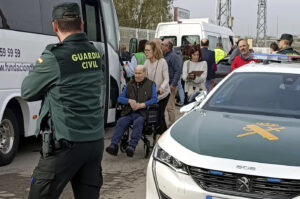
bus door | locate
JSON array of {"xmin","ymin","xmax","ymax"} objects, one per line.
[{"xmin": 82, "ymin": 0, "xmax": 120, "ymax": 124}]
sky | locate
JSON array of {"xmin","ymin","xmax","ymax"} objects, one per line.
[{"xmin": 173, "ymin": 0, "xmax": 300, "ymax": 38}]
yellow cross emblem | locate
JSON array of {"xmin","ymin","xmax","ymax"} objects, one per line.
[{"xmin": 237, "ymin": 123, "xmax": 285, "ymax": 141}]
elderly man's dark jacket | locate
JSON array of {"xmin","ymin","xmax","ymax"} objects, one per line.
[{"xmin": 121, "ymin": 78, "xmax": 154, "ymax": 118}]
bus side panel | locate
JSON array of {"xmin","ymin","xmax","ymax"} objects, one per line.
[
  {"xmin": 0, "ymin": 30, "xmax": 58, "ymax": 137},
  {"xmin": 0, "ymin": 91, "xmax": 40, "ymax": 137}
]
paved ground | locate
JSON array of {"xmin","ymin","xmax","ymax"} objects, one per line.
[{"xmin": 0, "ymin": 108, "xmax": 184, "ymax": 199}]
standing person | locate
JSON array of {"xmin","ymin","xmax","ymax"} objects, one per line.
[
  {"xmin": 228, "ymin": 39, "xmax": 243, "ymax": 64},
  {"xmin": 21, "ymin": 3, "xmax": 105, "ymax": 198},
  {"xmin": 214, "ymin": 43, "xmax": 227, "ymax": 63},
  {"xmin": 123, "ymin": 39, "xmax": 148, "ymax": 79},
  {"xmin": 277, "ymin": 33, "xmax": 299, "ymax": 55},
  {"xmin": 161, "ymin": 39, "xmax": 181, "ymax": 126},
  {"xmin": 201, "ymin": 38, "xmax": 216, "ymax": 92},
  {"xmin": 120, "ymin": 44, "xmax": 131, "ymax": 62},
  {"xmin": 144, "ymin": 41, "xmax": 170, "ymax": 137},
  {"xmin": 182, "ymin": 45, "xmax": 207, "ymax": 97},
  {"xmin": 230, "ymin": 39, "xmax": 258, "ymax": 72},
  {"xmin": 269, "ymin": 42, "xmax": 279, "ymax": 54}
]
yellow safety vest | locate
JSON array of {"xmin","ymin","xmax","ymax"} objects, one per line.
[{"xmin": 214, "ymin": 49, "xmax": 227, "ymax": 63}]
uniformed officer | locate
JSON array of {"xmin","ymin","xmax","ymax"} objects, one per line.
[{"xmin": 21, "ymin": 2, "xmax": 105, "ymax": 199}]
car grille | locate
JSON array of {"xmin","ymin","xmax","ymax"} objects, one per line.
[{"xmin": 189, "ymin": 166, "xmax": 300, "ymax": 199}]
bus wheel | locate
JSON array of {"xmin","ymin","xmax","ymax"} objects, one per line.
[{"xmin": 0, "ymin": 108, "xmax": 19, "ymax": 166}]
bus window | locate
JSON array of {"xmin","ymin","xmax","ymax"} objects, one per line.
[
  {"xmin": 85, "ymin": 5, "xmax": 98, "ymax": 41},
  {"xmin": 81, "ymin": 0, "xmax": 102, "ymax": 42},
  {"xmin": 101, "ymin": 0, "xmax": 118, "ymax": 50},
  {"xmin": 0, "ymin": 0, "xmax": 42, "ymax": 33},
  {"xmin": 40, "ymin": 0, "xmax": 81, "ymax": 36},
  {"xmin": 160, "ymin": 36, "xmax": 177, "ymax": 47},
  {"xmin": 181, "ymin": 35, "xmax": 200, "ymax": 46}
]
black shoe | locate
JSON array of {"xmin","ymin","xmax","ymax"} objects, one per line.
[
  {"xmin": 175, "ymin": 101, "xmax": 183, "ymax": 107},
  {"xmin": 106, "ymin": 143, "xmax": 118, "ymax": 156},
  {"xmin": 126, "ymin": 145, "xmax": 135, "ymax": 157}
]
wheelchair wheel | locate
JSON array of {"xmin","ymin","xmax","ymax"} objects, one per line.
[
  {"xmin": 144, "ymin": 140, "xmax": 151, "ymax": 158},
  {"xmin": 120, "ymin": 141, "xmax": 129, "ymax": 153}
]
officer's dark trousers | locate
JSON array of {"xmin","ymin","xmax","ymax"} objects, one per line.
[{"xmin": 28, "ymin": 138, "xmax": 104, "ymax": 199}]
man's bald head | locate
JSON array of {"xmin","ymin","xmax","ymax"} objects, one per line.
[
  {"xmin": 201, "ymin": 39, "xmax": 209, "ymax": 47},
  {"xmin": 134, "ymin": 65, "xmax": 146, "ymax": 82}
]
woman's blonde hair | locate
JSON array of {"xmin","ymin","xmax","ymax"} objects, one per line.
[{"xmin": 145, "ymin": 41, "xmax": 163, "ymax": 60}]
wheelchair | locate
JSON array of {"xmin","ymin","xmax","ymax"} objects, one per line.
[{"xmin": 116, "ymin": 104, "xmax": 159, "ymax": 158}]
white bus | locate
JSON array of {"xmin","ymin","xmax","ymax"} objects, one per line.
[
  {"xmin": 0, "ymin": 0, "xmax": 122, "ymax": 166},
  {"xmin": 156, "ymin": 18, "xmax": 235, "ymax": 52}
]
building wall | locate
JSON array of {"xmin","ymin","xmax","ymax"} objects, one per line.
[{"xmin": 119, "ymin": 26, "xmax": 156, "ymax": 49}]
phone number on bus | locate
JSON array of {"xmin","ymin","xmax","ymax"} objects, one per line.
[{"xmin": 0, "ymin": 47, "xmax": 21, "ymax": 58}]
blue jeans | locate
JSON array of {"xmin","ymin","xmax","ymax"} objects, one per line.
[
  {"xmin": 177, "ymin": 79, "xmax": 185, "ymax": 105},
  {"xmin": 205, "ymin": 80, "xmax": 211, "ymax": 92},
  {"xmin": 111, "ymin": 112, "xmax": 144, "ymax": 148}
]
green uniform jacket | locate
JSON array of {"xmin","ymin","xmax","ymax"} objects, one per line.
[
  {"xmin": 21, "ymin": 33, "xmax": 104, "ymax": 142},
  {"xmin": 277, "ymin": 46, "xmax": 299, "ymax": 55}
]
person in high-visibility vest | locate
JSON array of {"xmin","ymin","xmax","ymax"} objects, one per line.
[
  {"xmin": 214, "ymin": 43, "xmax": 227, "ymax": 64},
  {"xmin": 123, "ymin": 40, "xmax": 147, "ymax": 80}
]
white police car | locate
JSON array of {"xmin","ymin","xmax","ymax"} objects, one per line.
[{"xmin": 146, "ymin": 54, "xmax": 300, "ymax": 199}]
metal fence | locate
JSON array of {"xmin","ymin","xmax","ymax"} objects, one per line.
[{"xmin": 119, "ymin": 26, "xmax": 156, "ymax": 49}]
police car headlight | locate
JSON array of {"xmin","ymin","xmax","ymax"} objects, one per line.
[{"xmin": 153, "ymin": 145, "xmax": 188, "ymax": 174}]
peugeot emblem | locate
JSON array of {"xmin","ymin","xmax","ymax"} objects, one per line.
[{"xmin": 237, "ymin": 176, "xmax": 251, "ymax": 192}]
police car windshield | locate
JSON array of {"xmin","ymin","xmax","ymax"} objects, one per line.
[{"xmin": 204, "ymin": 72, "xmax": 300, "ymax": 119}]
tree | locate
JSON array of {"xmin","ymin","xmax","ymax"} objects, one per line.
[{"xmin": 113, "ymin": 0, "xmax": 173, "ymax": 29}]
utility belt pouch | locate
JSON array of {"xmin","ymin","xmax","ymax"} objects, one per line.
[
  {"xmin": 41, "ymin": 113, "xmax": 55, "ymax": 157},
  {"xmin": 42, "ymin": 129, "xmax": 54, "ymax": 158}
]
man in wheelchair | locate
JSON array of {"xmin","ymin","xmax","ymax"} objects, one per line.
[{"xmin": 106, "ymin": 65, "xmax": 158, "ymax": 157}]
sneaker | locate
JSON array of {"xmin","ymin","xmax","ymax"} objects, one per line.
[
  {"xmin": 106, "ymin": 143, "xmax": 118, "ymax": 156},
  {"xmin": 125, "ymin": 145, "xmax": 135, "ymax": 157}
]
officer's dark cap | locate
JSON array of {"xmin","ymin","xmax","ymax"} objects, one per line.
[
  {"xmin": 52, "ymin": 2, "xmax": 81, "ymax": 20},
  {"xmin": 278, "ymin": 33, "xmax": 293, "ymax": 43}
]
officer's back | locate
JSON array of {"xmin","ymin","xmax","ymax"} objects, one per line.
[{"xmin": 21, "ymin": 3, "xmax": 105, "ymax": 198}]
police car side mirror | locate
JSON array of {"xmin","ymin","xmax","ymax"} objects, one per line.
[
  {"xmin": 180, "ymin": 91, "xmax": 207, "ymax": 113},
  {"xmin": 195, "ymin": 91, "xmax": 207, "ymax": 103},
  {"xmin": 180, "ymin": 101, "xmax": 197, "ymax": 113}
]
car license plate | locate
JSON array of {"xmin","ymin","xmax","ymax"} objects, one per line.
[{"xmin": 206, "ymin": 196, "xmax": 225, "ymax": 199}]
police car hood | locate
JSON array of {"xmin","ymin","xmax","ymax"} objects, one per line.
[{"xmin": 170, "ymin": 110, "xmax": 300, "ymax": 167}]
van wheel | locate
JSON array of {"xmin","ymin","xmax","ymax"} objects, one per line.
[{"xmin": 0, "ymin": 108, "xmax": 19, "ymax": 166}]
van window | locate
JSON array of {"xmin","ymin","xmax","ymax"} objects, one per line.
[
  {"xmin": 207, "ymin": 35, "xmax": 218, "ymax": 50},
  {"xmin": 222, "ymin": 38, "xmax": 231, "ymax": 53},
  {"xmin": 160, "ymin": 36, "xmax": 177, "ymax": 47},
  {"xmin": 182, "ymin": 35, "xmax": 200, "ymax": 46},
  {"xmin": 0, "ymin": 0, "xmax": 42, "ymax": 33}
]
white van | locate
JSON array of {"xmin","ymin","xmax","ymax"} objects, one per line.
[{"xmin": 155, "ymin": 18, "xmax": 234, "ymax": 52}]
